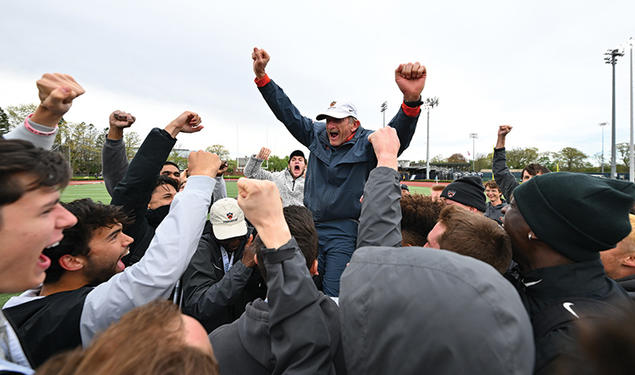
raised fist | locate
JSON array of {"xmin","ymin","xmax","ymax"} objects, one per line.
[
  {"xmin": 256, "ymin": 147, "xmax": 271, "ymax": 160},
  {"xmin": 498, "ymin": 125, "xmax": 512, "ymax": 138},
  {"xmin": 368, "ymin": 127, "xmax": 400, "ymax": 170},
  {"xmin": 395, "ymin": 62, "xmax": 426, "ymax": 102},
  {"xmin": 237, "ymin": 178, "xmax": 290, "ymax": 249},
  {"xmin": 188, "ymin": 150, "xmax": 221, "ymax": 178},
  {"xmin": 36, "ymin": 73, "xmax": 85, "ymax": 117},
  {"xmin": 252, "ymin": 47, "xmax": 270, "ymax": 79},
  {"xmin": 109, "ymin": 110, "xmax": 136, "ymax": 129},
  {"xmin": 165, "ymin": 111, "xmax": 203, "ymax": 138}
]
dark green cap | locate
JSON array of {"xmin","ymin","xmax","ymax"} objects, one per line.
[{"xmin": 514, "ymin": 172, "xmax": 635, "ymax": 261}]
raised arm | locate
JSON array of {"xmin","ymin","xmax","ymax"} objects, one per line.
[
  {"xmin": 357, "ymin": 127, "xmax": 403, "ymax": 248},
  {"xmin": 252, "ymin": 47, "xmax": 316, "ymax": 147},
  {"xmin": 5, "ymin": 73, "xmax": 84, "ymax": 150},
  {"xmin": 102, "ymin": 110, "xmax": 135, "ymax": 197},
  {"xmin": 243, "ymin": 147, "xmax": 275, "ymax": 181},
  {"xmin": 237, "ymin": 178, "xmax": 334, "ymax": 373},
  {"xmin": 80, "ymin": 150, "xmax": 221, "ymax": 344},
  {"xmin": 387, "ymin": 62, "xmax": 426, "ymax": 155},
  {"xmin": 492, "ymin": 125, "xmax": 518, "ymax": 201}
]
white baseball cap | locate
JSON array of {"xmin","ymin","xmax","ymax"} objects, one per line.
[
  {"xmin": 316, "ymin": 100, "xmax": 358, "ymax": 121},
  {"xmin": 210, "ymin": 198, "xmax": 248, "ymax": 240}
]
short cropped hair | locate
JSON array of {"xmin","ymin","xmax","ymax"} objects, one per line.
[
  {"xmin": 43, "ymin": 199, "xmax": 131, "ymax": 284},
  {"xmin": 163, "ymin": 161, "xmax": 181, "ymax": 171},
  {"xmin": 36, "ymin": 300, "xmax": 219, "ymax": 375},
  {"xmin": 483, "ymin": 180, "xmax": 500, "ymax": 191},
  {"xmin": 155, "ymin": 175, "xmax": 179, "ymax": 192},
  {"xmin": 255, "ymin": 205, "xmax": 318, "ymax": 279},
  {"xmin": 400, "ymin": 194, "xmax": 445, "ymax": 246},
  {"xmin": 522, "ymin": 163, "xmax": 550, "ymax": 177},
  {"xmin": 0, "ymin": 139, "xmax": 70, "ymax": 207},
  {"xmin": 437, "ymin": 205, "xmax": 512, "ymax": 273}
]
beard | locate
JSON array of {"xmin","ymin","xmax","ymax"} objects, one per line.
[{"xmin": 83, "ymin": 257, "xmax": 119, "ymax": 286}]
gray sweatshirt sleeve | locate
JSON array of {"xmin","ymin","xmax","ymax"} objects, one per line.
[
  {"xmin": 79, "ymin": 175, "xmax": 215, "ymax": 345},
  {"xmin": 357, "ymin": 167, "xmax": 403, "ymax": 248},
  {"xmin": 243, "ymin": 156, "xmax": 275, "ymax": 181},
  {"xmin": 211, "ymin": 176, "xmax": 227, "ymax": 204},
  {"xmin": 492, "ymin": 147, "xmax": 519, "ymax": 201},
  {"xmin": 102, "ymin": 138, "xmax": 129, "ymax": 197},
  {"xmin": 264, "ymin": 240, "xmax": 335, "ymax": 374},
  {"xmin": 4, "ymin": 118, "xmax": 58, "ymax": 150}
]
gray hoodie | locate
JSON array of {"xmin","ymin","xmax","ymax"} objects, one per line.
[{"xmin": 339, "ymin": 246, "xmax": 535, "ymax": 375}]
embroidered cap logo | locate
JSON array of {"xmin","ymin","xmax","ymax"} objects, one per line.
[{"xmin": 226, "ymin": 212, "xmax": 233, "ymax": 220}]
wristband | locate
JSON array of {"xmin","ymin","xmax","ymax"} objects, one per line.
[
  {"xmin": 404, "ymin": 97, "xmax": 423, "ymax": 107},
  {"xmin": 254, "ymin": 74, "xmax": 271, "ymax": 87},
  {"xmin": 24, "ymin": 114, "xmax": 58, "ymax": 136}
]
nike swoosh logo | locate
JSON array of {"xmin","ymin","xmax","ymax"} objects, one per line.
[
  {"xmin": 563, "ymin": 302, "xmax": 579, "ymax": 318},
  {"xmin": 523, "ymin": 279, "xmax": 543, "ymax": 287}
]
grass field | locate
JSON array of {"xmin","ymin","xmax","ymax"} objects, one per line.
[{"xmin": 60, "ymin": 180, "xmax": 430, "ymax": 203}]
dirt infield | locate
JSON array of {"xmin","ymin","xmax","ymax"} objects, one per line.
[
  {"xmin": 400, "ymin": 181, "xmax": 449, "ymax": 187},
  {"xmin": 69, "ymin": 180, "xmax": 105, "ymax": 185},
  {"xmin": 69, "ymin": 179, "xmax": 448, "ymax": 188}
]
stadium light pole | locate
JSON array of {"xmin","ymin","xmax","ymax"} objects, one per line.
[
  {"xmin": 599, "ymin": 122, "xmax": 608, "ymax": 174},
  {"xmin": 630, "ymin": 38, "xmax": 634, "ymax": 182},
  {"xmin": 380, "ymin": 101, "xmax": 388, "ymax": 127},
  {"xmin": 424, "ymin": 97, "xmax": 439, "ymax": 179},
  {"xmin": 605, "ymin": 48, "xmax": 624, "ymax": 179},
  {"xmin": 469, "ymin": 132, "xmax": 478, "ymax": 172}
]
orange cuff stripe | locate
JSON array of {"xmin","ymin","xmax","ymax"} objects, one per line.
[
  {"xmin": 401, "ymin": 102, "xmax": 421, "ymax": 117},
  {"xmin": 254, "ymin": 74, "xmax": 271, "ymax": 87}
]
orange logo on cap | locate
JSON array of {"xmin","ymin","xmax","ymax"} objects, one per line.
[{"xmin": 329, "ymin": 101, "xmax": 337, "ymax": 107}]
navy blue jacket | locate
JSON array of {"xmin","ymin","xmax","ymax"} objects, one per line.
[{"xmin": 258, "ymin": 79, "xmax": 420, "ymax": 222}]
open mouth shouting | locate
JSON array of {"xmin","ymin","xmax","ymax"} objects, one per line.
[
  {"xmin": 116, "ymin": 248, "xmax": 130, "ymax": 272},
  {"xmin": 328, "ymin": 129, "xmax": 340, "ymax": 143}
]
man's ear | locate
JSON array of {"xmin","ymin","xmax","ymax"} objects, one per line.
[
  {"xmin": 351, "ymin": 119, "xmax": 361, "ymax": 131},
  {"xmin": 621, "ymin": 255, "xmax": 635, "ymax": 268},
  {"xmin": 310, "ymin": 259, "xmax": 318, "ymax": 276},
  {"xmin": 59, "ymin": 254, "xmax": 85, "ymax": 272}
]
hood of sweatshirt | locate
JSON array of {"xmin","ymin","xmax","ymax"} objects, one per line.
[{"xmin": 339, "ymin": 246, "xmax": 535, "ymax": 375}]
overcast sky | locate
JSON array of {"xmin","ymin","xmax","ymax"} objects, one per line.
[{"xmin": 1, "ymin": 0, "xmax": 634, "ymax": 164}]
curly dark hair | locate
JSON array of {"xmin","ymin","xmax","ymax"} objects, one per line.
[
  {"xmin": 43, "ymin": 198, "xmax": 132, "ymax": 284},
  {"xmin": 400, "ymin": 194, "xmax": 445, "ymax": 246}
]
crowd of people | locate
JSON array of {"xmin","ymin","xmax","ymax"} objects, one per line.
[{"xmin": 1, "ymin": 48, "xmax": 635, "ymax": 375}]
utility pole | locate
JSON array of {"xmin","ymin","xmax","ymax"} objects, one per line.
[
  {"xmin": 469, "ymin": 133, "xmax": 478, "ymax": 172},
  {"xmin": 424, "ymin": 97, "xmax": 439, "ymax": 179},
  {"xmin": 599, "ymin": 122, "xmax": 608, "ymax": 174},
  {"xmin": 380, "ymin": 101, "xmax": 387, "ymax": 127},
  {"xmin": 605, "ymin": 48, "xmax": 624, "ymax": 179}
]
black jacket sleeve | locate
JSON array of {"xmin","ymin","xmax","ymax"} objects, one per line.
[
  {"xmin": 110, "ymin": 128, "xmax": 176, "ymax": 261},
  {"xmin": 492, "ymin": 147, "xmax": 519, "ymax": 201}
]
